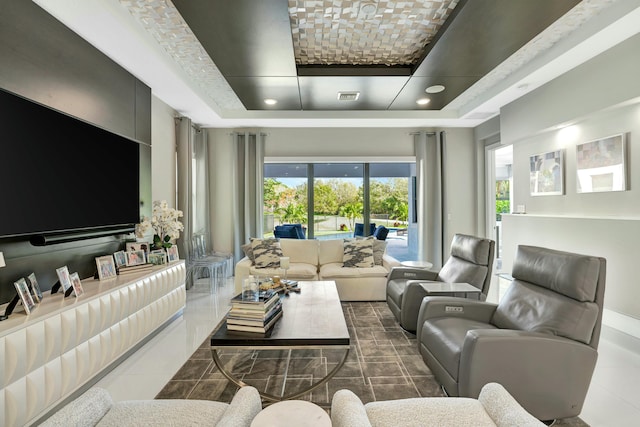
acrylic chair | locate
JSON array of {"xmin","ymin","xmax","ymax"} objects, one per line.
[{"xmin": 188, "ymin": 232, "xmax": 232, "ymax": 293}]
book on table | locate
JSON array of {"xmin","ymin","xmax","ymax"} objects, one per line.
[
  {"xmin": 226, "ymin": 308, "xmax": 283, "ymax": 333},
  {"xmin": 230, "ymin": 291, "xmax": 280, "ymax": 311},
  {"xmin": 227, "ymin": 301, "xmax": 283, "ymax": 326}
]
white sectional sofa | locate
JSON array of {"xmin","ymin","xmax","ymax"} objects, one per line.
[{"xmin": 234, "ymin": 238, "xmax": 401, "ymax": 301}]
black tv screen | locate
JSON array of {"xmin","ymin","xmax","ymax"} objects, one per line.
[{"xmin": 0, "ymin": 87, "xmax": 140, "ymax": 239}]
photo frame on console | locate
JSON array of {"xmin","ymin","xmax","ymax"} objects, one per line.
[
  {"xmin": 27, "ymin": 272, "xmax": 43, "ymax": 303},
  {"xmin": 125, "ymin": 250, "xmax": 146, "ymax": 266},
  {"xmin": 166, "ymin": 246, "xmax": 179, "ymax": 262},
  {"xmin": 56, "ymin": 266, "xmax": 73, "ymax": 292},
  {"xmin": 14, "ymin": 278, "xmax": 36, "ymax": 315},
  {"xmin": 113, "ymin": 250, "xmax": 127, "ymax": 268},
  {"xmin": 529, "ymin": 149, "xmax": 564, "ymax": 196},
  {"xmin": 69, "ymin": 272, "xmax": 84, "ymax": 298},
  {"xmin": 576, "ymin": 133, "xmax": 627, "ymax": 193},
  {"xmin": 126, "ymin": 241, "xmax": 150, "ymax": 254},
  {"xmin": 148, "ymin": 250, "xmax": 167, "ymax": 265},
  {"xmin": 96, "ymin": 255, "xmax": 117, "ymax": 280}
]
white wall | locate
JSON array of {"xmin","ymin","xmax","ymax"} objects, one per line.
[
  {"xmin": 151, "ymin": 95, "xmax": 177, "ymax": 206},
  {"xmin": 499, "ymin": 33, "xmax": 640, "ymax": 338},
  {"xmin": 207, "ymin": 127, "xmax": 478, "ymax": 257}
]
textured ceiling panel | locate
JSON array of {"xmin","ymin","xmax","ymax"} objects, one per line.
[{"xmin": 288, "ymin": 0, "xmax": 459, "ymax": 66}]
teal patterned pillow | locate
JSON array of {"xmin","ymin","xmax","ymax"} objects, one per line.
[
  {"xmin": 343, "ymin": 238, "xmax": 374, "ymax": 268},
  {"xmin": 250, "ymin": 238, "xmax": 283, "ymax": 268}
]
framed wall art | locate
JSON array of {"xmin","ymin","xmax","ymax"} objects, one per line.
[
  {"xmin": 529, "ymin": 149, "xmax": 564, "ymax": 196},
  {"xmin": 576, "ymin": 134, "xmax": 627, "ymax": 193}
]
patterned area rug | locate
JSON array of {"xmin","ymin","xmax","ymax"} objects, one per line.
[{"xmin": 156, "ymin": 301, "xmax": 587, "ymax": 425}]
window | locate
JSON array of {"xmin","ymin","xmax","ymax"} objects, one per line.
[{"xmin": 264, "ymin": 162, "xmax": 417, "ymax": 261}]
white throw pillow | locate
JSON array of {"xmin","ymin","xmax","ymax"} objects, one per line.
[{"xmin": 343, "ymin": 238, "xmax": 374, "ymax": 268}]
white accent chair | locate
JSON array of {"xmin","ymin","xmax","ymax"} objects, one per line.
[
  {"xmin": 331, "ymin": 382, "xmax": 544, "ymax": 427},
  {"xmin": 40, "ymin": 386, "xmax": 262, "ymax": 427}
]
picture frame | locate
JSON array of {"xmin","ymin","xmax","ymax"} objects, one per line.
[
  {"xmin": 126, "ymin": 250, "xmax": 147, "ymax": 266},
  {"xmin": 576, "ymin": 133, "xmax": 627, "ymax": 193},
  {"xmin": 166, "ymin": 246, "xmax": 179, "ymax": 262},
  {"xmin": 69, "ymin": 272, "xmax": 85, "ymax": 297},
  {"xmin": 148, "ymin": 250, "xmax": 167, "ymax": 265},
  {"xmin": 126, "ymin": 241, "xmax": 151, "ymax": 254},
  {"xmin": 96, "ymin": 255, "xmax": 118, "ymax": 280},
  {"xmin": 14, "ymin": 277, "xmax": 36, "ymax": 315},
  {"xmin": 56, "ymin": 266, "xmax": 73, "ymax": 291},
  {"xmin": 27, "ymin": 272, "xmax": 43, "ymax": 303},
  {"xmin": 529, "ymin": 149, "xmax": 564, "ymax": 196},
  {"xmin": 113, "ymin": 250, "xmax": 127, "ymax": 268}
]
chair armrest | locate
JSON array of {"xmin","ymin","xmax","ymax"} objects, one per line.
[
  {"xmin": 386, "ymin": 266, "xmax": 438, "ymax": 281},
  {"xmin": 330, "ymin": 389, "xmax": 373, "ymax": 427},
  {"xmin": 416, "ymin": 297, "xmax": 497, "ymax": 338},
  {"xmin": 478, "ymin": 383, "xmax": 544, "ymax": 427},
  {"xmin": 216, "ymin": 386, "xmax": 263, "ymax": 427},
  {"xmin": 40, "ymin": 388, "xmax": 113, "ymax": 427},
  {"xmin": 459, "ymin": 330, "xmax": 598, "ymax": 420}
]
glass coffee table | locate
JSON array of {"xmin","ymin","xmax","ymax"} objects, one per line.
[{"xmin": 210, "ymin": 281, "xmax": 350, "ymax": 401}]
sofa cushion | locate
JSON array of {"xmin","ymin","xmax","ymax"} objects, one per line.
[
  {"xmin": 492, "ymin": 280, "xmax": 599, "ymax": 344},
  {"xmin": 250, "ymin": 238, "xmax": 283, "ymax": 268},
  {"xmin": 364, "ymin": 397, "xmax": 497, "ymax": 427},
  {"xmin": 343, "ymin": 238, "xmax": 375, "ymax": 268},
  {"xmin": 249, "ymin": 263, "xmax": 318, "ymax": 280},
  {"xmin": 420, "ymin": 317, "xmax": 497, "ymax": 381},
  {"xmin": 321, "ymin": 263, "xmax": 388, "ymax": 278},
  {"xmin": 280, "ymin": 239, "xmax": 319, "ymax": 265},
  {"xmin": 319, "ymin": 239, "xmax": 346, "ymax": 265},
  {"xmin": 97, "ymin": 400, "xmax": 229, "ymax": 427}
]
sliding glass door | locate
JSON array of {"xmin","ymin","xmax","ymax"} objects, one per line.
[{"xmin": 264, "ymin": 162, "xmax": 416, "ymax": 261}]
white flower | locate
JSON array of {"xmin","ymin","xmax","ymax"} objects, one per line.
[{"xmin": 135, "ymin": 200, "xmax": 184, "ymax": 246}]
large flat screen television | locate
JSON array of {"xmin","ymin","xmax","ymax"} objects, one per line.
[{"xmin": 0, "ymin": 87, "xmax": 140, "ymax": 241}]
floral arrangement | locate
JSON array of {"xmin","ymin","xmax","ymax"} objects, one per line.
[{"xmin": 135, "ymin": 200, "xmax": 184, "ymax": 249}]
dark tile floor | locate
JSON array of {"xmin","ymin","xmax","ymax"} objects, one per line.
[{"xmin": 156, "ymin": 301, "xmax": 587, "ymax": 425}]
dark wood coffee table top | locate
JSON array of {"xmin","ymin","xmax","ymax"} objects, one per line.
[{"xmin": 210, "ymin": 280, "xmax": 350, "ymax": 348}]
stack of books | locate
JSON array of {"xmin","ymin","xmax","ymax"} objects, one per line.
[{"xmin": 226, "ymin": 291, "xmax": 283, "ymax": 333}]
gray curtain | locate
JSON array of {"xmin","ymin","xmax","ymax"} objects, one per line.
[
  {"xmin": 231, "ymin": 132, "xmax": 265, "ymax": 262},
  {"xmin": 176, "ymin": 117, "xmax": 209, "ymax": 264},
  {"xmin": 414, "ymin": 131, "xmax": 446, "ymax": 267}
]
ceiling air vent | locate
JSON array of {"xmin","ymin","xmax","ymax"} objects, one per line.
[{"xmin": 337, "ymin": 91, "xmax": 360, "ymax": 101}]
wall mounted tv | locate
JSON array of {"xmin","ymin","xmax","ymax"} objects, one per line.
[{"xmin": 0, "ymin": 87, "xmax": 141, "ymax": 242}]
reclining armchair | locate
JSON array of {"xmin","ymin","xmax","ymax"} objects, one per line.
[
  {"xmin": 386, "ymin": 233, "xmax": 495, "ymax": 332},
  {"xmin": 416, "ymin": 245, "xmax": 606, "ymax": 421}
]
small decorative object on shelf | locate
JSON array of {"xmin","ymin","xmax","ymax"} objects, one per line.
[
  {"xmin": 135, "ymin": 200, "xmax": 184, "ymax": 250},
  {"xmin": 166, "ymin": 245, "xmax": 179, "ymax": 262},
  {"xmin": 55, "ymin": 266, "xmax": 73, "ymax": 295}
]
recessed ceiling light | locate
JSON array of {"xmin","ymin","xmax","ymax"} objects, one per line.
[
  {"xmin": 264, "ymin": 98, "xmax": 278, "ymax": 105},
  {"xmin": 425, "ymin": 85, "xmax": 445, "ymax": 94},
  {"xmin": 337, "ymin": 91, "xmax": 360, "ymax": 101},
  {"xmin": 416, "ymin": 98, "xmax": 430, "ymax": 105}
]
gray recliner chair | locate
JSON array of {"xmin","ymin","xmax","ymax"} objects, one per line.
[
  {"xmin": 416, "ymin": 245, "xmax": 606, "ymax": 421},
  {"xmin": 386, "ymin": 233, "xmax": 495, "ymax": 332}
]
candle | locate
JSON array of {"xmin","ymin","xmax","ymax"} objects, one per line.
[{"xmin": 280, "ymin": 257, "xmax": 290, "ymax": 269}]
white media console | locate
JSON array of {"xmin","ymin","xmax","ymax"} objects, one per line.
[{"xmin": 0, "ymin": 261, "xmax": 186, "ymax": 426}]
